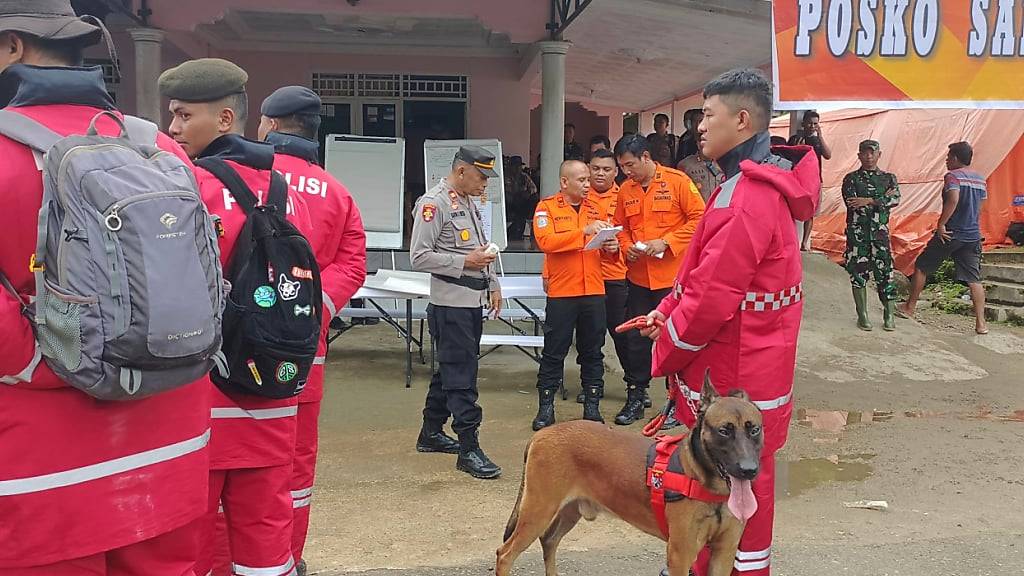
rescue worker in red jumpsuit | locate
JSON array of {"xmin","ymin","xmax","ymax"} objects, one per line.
[
  {"xmin": 160, "ymin": 59, "xmax": 313, "ymax": 576},
  {"xmin": 643, "ymin": 69, "xmax": 820, "ymax": 576},
  {"xmin": 0, "ymin": 4, "xmax": 210, "ymax": 574},
  {"xmin": 258, "ymin": 86, "xmax": 368, "ymax": 576}
]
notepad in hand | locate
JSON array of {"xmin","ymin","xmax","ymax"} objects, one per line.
[{"xmin": 585, "ymin": 226, "xmax": 623, "ymax": 250}]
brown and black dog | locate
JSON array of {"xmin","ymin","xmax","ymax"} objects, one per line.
[{"xmin": 496, "ymin": 372, "xmax": 763, "ymax": 576}]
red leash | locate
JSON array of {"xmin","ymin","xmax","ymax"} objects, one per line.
[
  {"xmin": 615, "ymin": 315, "xmax": 664, "ymax": 334},
  {"xmin": 642, "ymin": 397, "xmax": 674, "ymax": 437}
]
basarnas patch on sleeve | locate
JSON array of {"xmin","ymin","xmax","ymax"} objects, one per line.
[
  {"xmin": 536, "ymin": 211, "xmax": 549, "ymax": 228},
  {"xmin": 422, "ymin": 204, "xmax": 437, "ymax": 222}
]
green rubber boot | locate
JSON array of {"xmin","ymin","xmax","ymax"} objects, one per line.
[
  {"xmin": 853, "ymin": 286, "xmax": 873, "ymax": 331},
  {"xmin": 882, "ymin": 299, "xmax": 897, "ymax": 331}
]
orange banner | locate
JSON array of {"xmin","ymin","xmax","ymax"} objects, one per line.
[{"xmin": 773, "ymin": 1, "xmax": 1024, "ymax": 109}]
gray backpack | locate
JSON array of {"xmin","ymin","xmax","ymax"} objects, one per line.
[{"xmin": 0, "ymin": 110, "xmax": 224, "ymax": 400}]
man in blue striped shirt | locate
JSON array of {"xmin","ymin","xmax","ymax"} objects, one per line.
[{"xmin": 899, "ymin": 142, "xmax": 989, "ymax": 334}]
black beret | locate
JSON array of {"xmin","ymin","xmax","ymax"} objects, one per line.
[
  {"xmin": 158, "ymin": 58, "xmax": 248, "ymax": 102},
  {"xmin": 261, "ymin": 86, "xmax": 322, "ymax": 118}
]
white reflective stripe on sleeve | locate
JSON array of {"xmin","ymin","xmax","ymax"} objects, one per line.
[
  {"xmin": 293, "ymin": 496, "xmax": 312, "ymax": 509},
  {"xmin": 736, "ymin": 547, "xmax": 771, "ymax": 561},
  {"xmin": 210, "ymin": 406, "xmax": 299, "ymax": 420},
  {"xmin": 734, "ymin": 557, "xmax": 771, "ymax": 571},
  {"xmin": 291, "ymin": 486, "xmax": 313, "ymax": 499},
  {"xmin": 666, "ymin": 319, "xmax": 706, "ymax": 352},
  {"xmin": 0, "ymin": 343, "xmax": 42, "ymax": 385},
  {"xmin": 313, "ymin": 356, "xmax": 326, "ymax": 366},
  {"xmin": 752, "ymin": 391, "xmax": 793, "ymax": 411},
  {"xmin": 323, "ymin": 291, "xmax": 337, "ymax": 319},
  {"xmin": 678, "ymin": 382, "xmax": 792, "ymax": 412},
  {"xmin": 0, "ymin": 428, "xmax": 210, "ymax": 496},
  {"xmin": 233, "ymin": 557, "xmax": 296, "ymax": 576}
]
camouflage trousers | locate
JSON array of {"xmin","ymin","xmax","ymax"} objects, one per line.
[{"xmin": 845, "ymin": 221, "xmax": 897, "ymax": 301}]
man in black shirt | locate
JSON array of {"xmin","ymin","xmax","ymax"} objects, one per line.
[{"xmin": 788, "ymin": 110, "xmax": 831, "ymax": 251}]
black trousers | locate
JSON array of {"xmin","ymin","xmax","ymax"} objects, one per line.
[
  {"xmin": 603, "ymin": 280, "xmax": 631, "ymax": 385},
  {"xmin": 423, "ymin": 305, "xmax": 484, "ymax": 437},
  {"xmin": 624, "ymin": 281, "xmax": 671, "ymax": 389},
  {"xmin": 537, "ymin": 296, "xmax": 606, "ymax": 392}
]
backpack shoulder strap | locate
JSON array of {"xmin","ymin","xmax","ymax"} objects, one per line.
[
  {"xmin": 0, "ymin": 110, "xmax": 63, "ymax": 152},
  {"xmin": 122, "ymin": 115, "xmax": 159, "ymax": 147},
  {"xmin": 266, "ymin": 171, "xmax": 288, "ymax": 214},
  {"xmin": 195, "ymin": 157, "xmax": 259, "ymax": 215}
]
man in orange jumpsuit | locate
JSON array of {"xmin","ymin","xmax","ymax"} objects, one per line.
[
  {"xmin": 531, "ymin": 160, "xmax": 620, "ymax": 429},
  {"xmin": 580, "ymin": 148, "xmax": 633, "ymax": 406},
  {"xmin": 612, "ymin": 134, "xmax": 705, "ymax": 426}
]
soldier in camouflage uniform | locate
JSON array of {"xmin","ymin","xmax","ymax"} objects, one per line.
[{"xmin": 843, "ymin": 140, "xmax": 900, "ymax": 331}]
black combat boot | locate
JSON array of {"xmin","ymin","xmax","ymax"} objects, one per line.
[
  {"xmin": 644, "ymin": 389, "xmax": 653, "ymax": 408},
  {"xmin": 456, "ymin": 431, "xmax": 502, "ymax": 479},
  {"xmin": 614, "ymin": 386, "xmax": 646, "ymax": 426},
  {"xmin": 582, "ymin": 386, "xmax": 604, "ymax": 423},
  {"xmin": 578, "ymin": 386, "xmax": 604, "ymax": 404},
  {"xmin": 532, "ymin": 388, "xmax": 556, "ymax": 431},
  {"xmin": 416, "ymin": 426, "xmax": 461, "ymax": 454}
]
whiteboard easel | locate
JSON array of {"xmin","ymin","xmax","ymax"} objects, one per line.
[
  {"xmin": 324, "ymin": 134, "xmax": 406, "ymax": 249},
  {"xmin": 423, "ymin": 139, "xmax": 508, "ymax": 250}
]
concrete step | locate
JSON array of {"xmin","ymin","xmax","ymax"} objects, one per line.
[
  {"xmin": 981, "ymin": 262, "xmax": 1024, "ymax": 284},
  {"xmin": 931, "ymin": 298, "xmax": 1023, "ymax": 323},
  {"xmin": 984, "ymin": 280, "xmax": 1024, "ymax": 306},
  {"xmin": 985, "ymin": 303, "xmax": 1024, "ymax": 324},
  {"xmin": 983, "ymin": 250, "xmax": 1024, "ymax": 265}
]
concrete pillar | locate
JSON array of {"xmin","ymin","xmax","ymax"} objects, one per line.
[
  {"xmin": 607, "ymin": 110, "xmax": 625, "ymax": 146},
  {"xmin": 789, "ymin": 111, "xmax": 803, "ymax": 138},
  {"xmin": 539, "ymin": 41, "xmax": 570, "ymax": 198},
  {"xmin": 128, "ymin": 28, "xmax": 165, "ymax": 124}
]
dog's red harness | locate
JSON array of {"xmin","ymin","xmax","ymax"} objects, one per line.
[{"xmin": 647, "ymin": 434, "xmax": 729, "ymax": 538}]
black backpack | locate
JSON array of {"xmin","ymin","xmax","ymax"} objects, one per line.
[{"xmin": 196, "ymin": 157, "xmax": 322, "ymax": 399}]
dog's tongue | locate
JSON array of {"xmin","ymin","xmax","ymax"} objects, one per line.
[{"xmin": 727, "ymin": 477, "xmax": 758, "ymax": 521}]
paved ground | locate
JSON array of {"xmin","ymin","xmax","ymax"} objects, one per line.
[{"xmin": 303, "ymin": 254, "xmax": 1024, "ymax": 575}]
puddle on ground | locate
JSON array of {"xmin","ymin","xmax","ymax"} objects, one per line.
[
  {"xmin": 797, "ymin": 407, "xmax": 1024, "ymax": 432},
  {"xmin": 776, "ymin": 454, "xmax": 875, "ymax": 499},
  {"xmin": 796, "ymin": 409, "xmax": 893, "ymax": 432}
]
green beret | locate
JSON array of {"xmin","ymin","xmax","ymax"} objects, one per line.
[{"xmin": 158, "ymin": 58, "xmax": 248, "ymax": 102}]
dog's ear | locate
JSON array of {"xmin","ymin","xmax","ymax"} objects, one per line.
[
  {"xmin": 727, "ymin": 389, "xmax": 750, "ymax": 402},
  {"xmin": 700, "ymin": 368, "xmax": 720, "ymax": 409}
]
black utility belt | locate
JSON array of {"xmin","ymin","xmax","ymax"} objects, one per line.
[{"xmin": 433, "ymin": 274, "xmax": 489, "ymax": 291}]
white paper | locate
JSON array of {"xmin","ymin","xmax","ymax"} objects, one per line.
[
  {"xmin": 633, "ymin": 241, "xmax": 665, "ymax": 259},
  {"xmin": 585, "ymin": 226, "xmax": 623, "ymax": 250}
]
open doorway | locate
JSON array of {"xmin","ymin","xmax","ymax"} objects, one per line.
[{"xmin": 401, "ymin": 100, "xmax": 467, "ymax": 242}]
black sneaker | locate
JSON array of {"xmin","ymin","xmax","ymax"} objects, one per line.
[
  {"xmin": 456, "ymin": 448, "xmax": 502, "ymax": 479},
  {"xmin": 416, "ymin": 430, "xmax": 461, "ymax": 454},
  {"xmin": 659, "ymin": 414, "xmax": 682, "ymax": 430}
]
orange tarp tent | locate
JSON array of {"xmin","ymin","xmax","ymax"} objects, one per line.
[{"xmin": 771, "ymin": 110, "xmax": 1024, "ymax": 276}]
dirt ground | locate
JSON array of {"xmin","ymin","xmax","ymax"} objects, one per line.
[{"xmin": 305, "ymin": 255, "xmax": 1024, "ymax": 576}]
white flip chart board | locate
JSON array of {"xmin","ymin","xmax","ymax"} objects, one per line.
[
  {"xmin": 423, "ymin": 139, "xmax": 508, "ymax": 250},
  {"xmin": 324, "ymin": 134, "xmax": 406, "ymax": 249}
]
